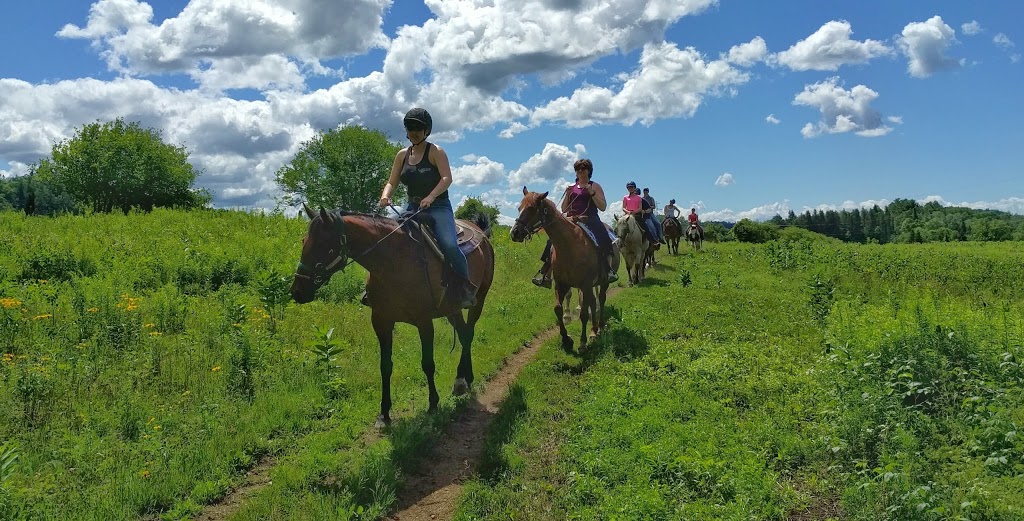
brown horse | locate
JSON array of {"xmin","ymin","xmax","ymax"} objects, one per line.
[
  {"xmin": 662, "ymin": 217, "xmax": 682, "ymax": 255},
  {"xmin": 510, "ymin": 188, "xmax": 617, "ymax": 352},
  {"xmin": 290, "ymin": 203, "xmax": 495, "ymax": 428}
]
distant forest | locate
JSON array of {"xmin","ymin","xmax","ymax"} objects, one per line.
[{"xmin": 769, "ymin": 199, "xmax": 1024, "ymax": 243}]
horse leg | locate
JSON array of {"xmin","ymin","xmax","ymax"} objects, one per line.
[
  {"xmin": 595, "ymin": 282, "xmax": 609, "ymax": 333},
  {"xmin": 554, "ymin": 282, "xmax": 573, "ymax": 352},
  {"xmin": 447, "ymin": 306, "xmax": 479, "ymax": 395},
  {"xmin": 371, "ymin": 313, "xmax": 395, "ymax": 428},
  {"xmin": 578, "ymin": 288, "xmax": 594, "ymax": 351},
  {"xmin": 416, "ymin": 320, "xmax": 440, "ymax": 413}
]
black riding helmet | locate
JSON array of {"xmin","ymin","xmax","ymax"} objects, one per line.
[
  {"xmin": 626, "ymin": 181, "xmax": 637, "ymax": 188},
  {"xmin": 403, "ymin": 107, "xmax": 432, "ymax": 135}
]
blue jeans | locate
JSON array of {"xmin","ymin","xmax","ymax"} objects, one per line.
[
  {"xmin": 643, "ymin": 217, "xmax": 661, "ymax": 242},
  {"xmin": 406, "ymin": 200, "xmax": 470, "ymax": 280}
]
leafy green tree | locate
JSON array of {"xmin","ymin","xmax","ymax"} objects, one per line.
[
  {"xmin": 702, "ymin": 222, "xmax": 733, "ymax": 242},
  {"xmin": 275, "ymin": 126, "xmax": 403, "ymax": 213},
  {"xmin": 732, "ymin": 219, "xmax": 779, "ymax": 243},
  {"xmin": 455, "ymin": 197, "xmax": 500, "ymax": 224},
  {"xmin": 0, "ymin": 170, "xmax": 80, "ymax": 215},
  {"xmin": 36, "ymin": 118, "xmax": 208, "ymax": 214}
]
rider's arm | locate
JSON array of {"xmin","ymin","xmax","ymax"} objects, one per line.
[
  {"xmin": 380, "ymin": 149, "xmax": 406, "ymax": 204},
  {"xmin": 590, "ymin": 182, "xmax": 607, "ymax": 211},
  {"xmin": 424, "ymin": 145, "xmax": 453, "ymax": 202},
  {"xmin": 560, "ymin": 185, "xmax": 572, "ymax": 213}
]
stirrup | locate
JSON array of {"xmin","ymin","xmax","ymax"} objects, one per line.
[
  {"xmin": 531, "ymin": 271, "xmax": 552, "ymax": 289},
  {"xmin": 606, "ymin": 270, "xmax": 618, "ymax": 284}
]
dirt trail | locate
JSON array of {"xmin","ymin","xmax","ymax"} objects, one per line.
[
  {"xmin": 386, "ymin": 286, "xmax": 623, "ymax": 521},
  {"xmin": 193, "ymin": 287, "xmax": 621, "ymax": 521},
  {"xmin": 192, "ymin": 457, "xmax": 275, "ymax": 521}
]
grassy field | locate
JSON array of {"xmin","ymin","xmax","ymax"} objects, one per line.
[
  {"xmin": 2, "ymin": 209, "xmax": 1023, "ymax": 520},
  {"xmin": 456, "ymin": 240, "xmax": 1024, "ymax": 520},
  {"xmin": 0, "ymin": 208, "xmax": 564, "ymax": 520}
]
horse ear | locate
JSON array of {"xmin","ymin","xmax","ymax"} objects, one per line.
[
  {"xmin": 319, "ymin": 206, "xmax": 332, "ymax": 223},
  {"xmin": 540, "ymin": 191, "xmax": 549, "ymax": 199},
  {"xmin": 522, "ymin": 186, "xmax": 528, "ymax": 196},
  {"xmin": 302, "ymin": 202, "xmax": 316, "ymax": 220}
]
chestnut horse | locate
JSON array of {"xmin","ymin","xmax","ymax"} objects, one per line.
[
  {"xmin": 662, "ymin": 217, "xmax": 682, "ymax": 255},
  {"xmin": 510, "ymin": 188, "xmax": 618, "ymax": 352},
  {"xmin": 290, "ymin": 203, "xmax": 495, "ymax": 427}
]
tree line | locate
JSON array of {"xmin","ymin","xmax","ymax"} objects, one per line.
[
  {"xmin": 2, "ymin": 117, "xmax": 1016, "ymax": 240},
  {"xmin": 768, "ymin": 199, "xmax": 1024, "ymax": 243}
]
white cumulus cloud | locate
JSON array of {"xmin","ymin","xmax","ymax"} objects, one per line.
[
  {"xmin": 520, "ymin": 40, "xmax": 754, "ymax": 133},
  {"xmin": 771, "ymin": 20, "xmax": 893, "ymax": 71},
  {"xmin": 453, "ymin": 155, "xmax": 506, "ymax": 187},
  {"xmin": 793, "ymin": 77, "xmax": 894, "ymax": 138},
  {"xmin": 898, "ymin": 16, "xmax": 962, "ymax": 78},
  {"xmin": 714, "ymin": 173, "xmax": 734, "ymax": 186},
  {"xmin": 961, "ymin": 21, "xmax": 982, "ymax": 36},
  {"xmin": 508, "ymin": 143, "xmax": 586, "ymax": 188},
  {"xmin": 57, "ymin": 0, "xmax": 391, "ymax": 90},
  {"xmin": 766, "ymin": 114, "xmax": 780, "ymax": 124}
]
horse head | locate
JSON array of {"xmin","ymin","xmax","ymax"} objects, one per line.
[
  {"xmin": 510, "ymin": 187, "xmax": 551, "ymax": 242},
  {"xmin": 291, "ymin": 202, "xmax": 350, "ymax": 303}
]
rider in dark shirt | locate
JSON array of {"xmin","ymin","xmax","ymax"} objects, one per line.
[{"xmin": 378, "ymin": 107, "xmax": 476, "ymax": 308}]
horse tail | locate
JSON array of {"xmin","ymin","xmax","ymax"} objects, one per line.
[{"xmin": 473, "ymin": 213, "xmax": 493, "ymax": 238}]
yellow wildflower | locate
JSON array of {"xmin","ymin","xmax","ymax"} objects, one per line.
[
  {"xmin": 32, "ymin": 314, "xmax": 53, "ymax": 320},
  {"xmin": 153, "ymin": 425, "xmax": 162, "ymax": 431},
  {"xmin": 1, "ymin": 297, "xmax": 22, "ymax": 309},
  {"xmin": 149, "ymin": 331, "xmax": 162, "ymax": 337},
  {"xmin": 140, "ymin": 469, "xmax": 150, "ymax": 479},
  {"xmin": 2, "ymin": 353, "xmax": 14, "ymax": 364},
  {"xmin": 147, "ymin": 417, "xmax": 155, "ymax": 425},
  {"xmin": 144, "ymin": 323, "xmax": 155, "ymax": 328},
  {"xmin": 87, "ymin": 307, "xmax": 98, "ymax": 313},
  {"xmin": 211, "ymin": 365, "xmax": 222, "ymax": 372},
  {"xmin": 181, "ymin": 390, "xmax": 191, "ymax": 397},
  {"xmin": 38, "ymin": 279, "xmax": 48, "ymax": 284}
]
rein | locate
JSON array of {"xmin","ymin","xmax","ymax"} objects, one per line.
[{"xmin": 294, "ymin": 207, "xmax": 426, "ymax": 286}]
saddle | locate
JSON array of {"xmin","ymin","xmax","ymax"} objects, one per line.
[{"xmin": 398, "ymin": 212, "xmax": 486, "ymax": 260}]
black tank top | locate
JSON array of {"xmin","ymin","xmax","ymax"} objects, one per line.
[{"xmin": 400, "ymin": 143, "xmax": 449, "ymax": 202}]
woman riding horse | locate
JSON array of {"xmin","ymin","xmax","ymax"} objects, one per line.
[
  {"xmin": 531, "ymin": 159, "xmax": 617, "ymax": 288},
  {"xmin": 379, "ymin": 107, "xmax": 476, "ymax": 308},
  {"xmin": 290, "ymin": 107, "xmax": 496, "ymax": 428}
]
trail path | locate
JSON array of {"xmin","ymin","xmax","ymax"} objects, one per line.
[
  {"xmin": 194, "ymin": 286, "xmax": 621, "ymax": 521},
  {"xmin": 386, "ymin": 286, "xmax": 623, "ymax": 521}
]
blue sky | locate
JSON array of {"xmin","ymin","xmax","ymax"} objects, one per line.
[{"xmin": 1, "ymin": 0, "xmax": 1021, "ymax": 222}]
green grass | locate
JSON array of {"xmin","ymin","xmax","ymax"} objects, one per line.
[
  {"xmin": 0, "ymin": 209, "xmax": 580, "ymax": 520},
  {"xmin": 3, "ymin": 209, "xmax": 1022, "ymax": 521},
  {"xmin": 456, "ymin": 241, "xmax": 1024, "ymax": 521}
]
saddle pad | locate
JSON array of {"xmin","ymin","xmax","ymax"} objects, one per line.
[{"xmin": 574, "ymin": 221, "xmax": 617, "ymax": 248}]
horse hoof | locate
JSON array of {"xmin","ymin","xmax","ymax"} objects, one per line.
[
  {"xmin": 453, "ymin": 378, "xmax": 469, "ymax": 396},
  {"xmin": 561, "ymin": 338, "xmax": 574, "ymax": 353}
]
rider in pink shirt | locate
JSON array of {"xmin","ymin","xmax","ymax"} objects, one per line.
[{"xmin": 622, "ymin": 192, "xmax": 644, "ymax": 213}]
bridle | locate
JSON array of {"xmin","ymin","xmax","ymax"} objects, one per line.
[
  {"xmin": 512, "ymin": 202, "xmax": 551, "ymax": 241},
  {"xmin": 294, "ymin": 215, "xmax": 352, "ymax": 288},
  {"xmin": 294, "ymin": 209, "xmax": 422, "ymax": 288}
]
